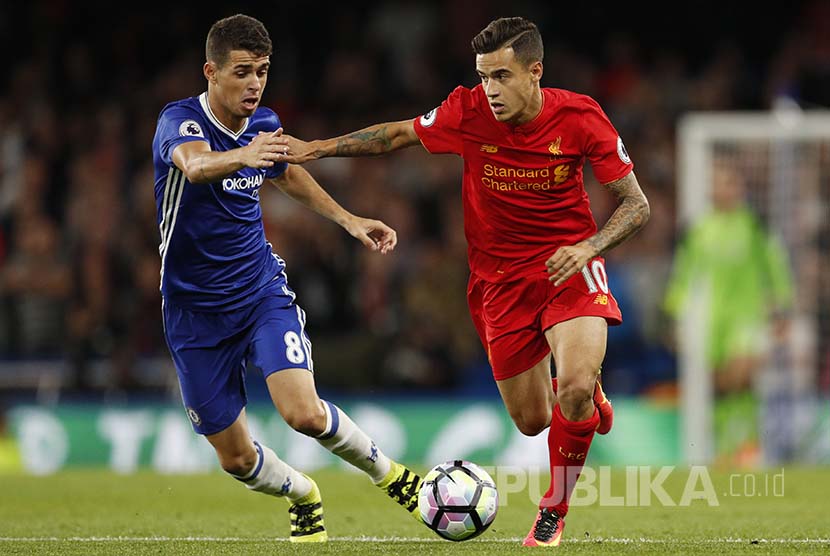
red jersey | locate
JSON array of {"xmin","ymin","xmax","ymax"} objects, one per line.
[{"xmin": 413, "ymin": 85, "xmax": 633, "ymax": 283}]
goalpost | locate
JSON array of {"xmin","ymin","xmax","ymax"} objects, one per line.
[{"xmin": 676, "ymin": 109, "xmax": 830, "ymax": 465}]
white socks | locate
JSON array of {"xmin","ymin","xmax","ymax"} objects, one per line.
[
  {"xmin": 316, "ymin": 400, "xmax": 391, "ymax": 483},
  {"xmin": 229, "ymin": 401, "xmax": 393, "ymax": 502},
  {"xmin": 230, "ymin": 440, "xmax": 312, "ymax": 502}
]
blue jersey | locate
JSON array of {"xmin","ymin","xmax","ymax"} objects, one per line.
[{"xmin": 151, "ymin": 92, "xmax": 288, "ymax": 311}]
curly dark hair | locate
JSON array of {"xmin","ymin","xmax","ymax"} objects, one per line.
[
  {"xmin": 471, "ymin": 17, "xmax": 543, "ymax": 66},
  {"xmin": 206, "ymin": 14, "xmax": 272, "ymax": 68}
]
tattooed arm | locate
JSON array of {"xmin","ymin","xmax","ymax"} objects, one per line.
[
  {"xmin": 275, "ymin": 120, "xmax": 422, "ymax": 164},
  {"xmin": 586, "ymin": 172, "xmax": 651, "ymax": 255},
  {"xmin": 546, "ymin": 171, "xmax": 650, "ymax": 285}
]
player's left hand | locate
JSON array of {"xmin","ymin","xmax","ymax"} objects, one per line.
[
  {"xmin": 546, "ymin": 241, "xmax": 597, "ymax": 286},
  {"xmin": 344, "ymin": 216, "xmax": 397, "ymax": 254},
  {"xmin": 271, "ymin": 132, "xmax": 317, "ymax": 164}
]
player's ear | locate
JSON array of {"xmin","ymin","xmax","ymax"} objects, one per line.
[
  {"xmin": 530, "ymin": 61, "xmax": 543, "ymax": 83},
  {"xmin": 204, "ymin": 62, "xmax": 217, "ymax": 84}
]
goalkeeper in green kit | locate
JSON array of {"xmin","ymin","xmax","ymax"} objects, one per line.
[{"xmin": 663, "ymin": 158, "xmax": 793, "ymax": 464}]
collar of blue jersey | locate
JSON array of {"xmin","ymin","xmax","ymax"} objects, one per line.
[{"xmin": 199, "ymin": 92, "xmax": 250, "ymax": 140}]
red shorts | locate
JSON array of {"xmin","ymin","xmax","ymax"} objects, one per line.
[{"xmin": 467, "ymin": 257, "xmax": 622, "ymax": 381}]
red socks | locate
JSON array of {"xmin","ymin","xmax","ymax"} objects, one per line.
[{"xmin": 541, "ymin": 403, "xmax": 599, "ymax": 516}]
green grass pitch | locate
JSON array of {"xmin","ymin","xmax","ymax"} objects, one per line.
[{"xmin": 1, "ymin": 467, "xmax": 829, "ymax": 555}]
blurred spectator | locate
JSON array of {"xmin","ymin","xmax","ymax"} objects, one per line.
[
  {"xmin": 0, "ymin": 212, "xmax": 70, "ymax": 356},
  {"xmin": 63, "ymin": 150, "xmax": 134, "ymax": 390}
]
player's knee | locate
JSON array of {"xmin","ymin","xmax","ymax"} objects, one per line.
[
  {"xmin": 512, "ymin": 409, "xmax": 551, "ymax": 436},
  {"xmin": 217, "ymin": 448, "xmax": 259, "ymax": 477},
  {"xmin": 557, "ymin": 376, "xmax": 595, "ymax": 416},
  {"xmin": 283, "ymin": 403, "xmax": 327, "ymax": 437}
]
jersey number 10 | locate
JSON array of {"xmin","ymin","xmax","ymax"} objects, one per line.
[{"xmin": 581, "ymin": 260, "xmax": 609, "ymax": 294}]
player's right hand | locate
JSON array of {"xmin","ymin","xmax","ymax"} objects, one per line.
[
  {"xmin": 242, "ymin": 128, "xmax": 288, "ymax": 168},
  {"xmin": 546, "ymin": 241, "xmax": 597, "ymax": 286}
]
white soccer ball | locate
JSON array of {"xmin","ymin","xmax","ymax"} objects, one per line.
[{"xmin": 418, "ymin": 460, "xmax": 498, "ymax": 541}]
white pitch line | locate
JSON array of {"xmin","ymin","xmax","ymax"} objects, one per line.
[{"xmin": 1, "ymin": 536, "xmax": 830, "ymax": 544}]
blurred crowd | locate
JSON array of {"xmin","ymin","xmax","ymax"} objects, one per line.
[{"xmin": 0, "ymin": 0, "xmax": 828, "ymax": 397}]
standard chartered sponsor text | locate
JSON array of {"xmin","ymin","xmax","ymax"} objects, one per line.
[{"xmin": 482, "ymin": 163, "xmax": 552, "ymax": 191}]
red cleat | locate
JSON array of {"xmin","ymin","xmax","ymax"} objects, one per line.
[
  {"xmin": 551, "ymin": 375, "xmax": 613, "ymax": 435},
  {"xmin": 593, "ymin": 377, "xmax": 613, "ymax": 435},
  {"xmin": 522, "ymin": 508, "xmax": 565, "ymax": 547}
]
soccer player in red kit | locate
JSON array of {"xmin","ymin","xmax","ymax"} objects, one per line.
[{"xmin": 276, "ymin": 17, "xmax": 650, "ymax": 546}]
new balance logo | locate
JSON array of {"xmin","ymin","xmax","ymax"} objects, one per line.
[{"xmin": 593, "ymin": 294, "xmax": 609, "ymax": 305}]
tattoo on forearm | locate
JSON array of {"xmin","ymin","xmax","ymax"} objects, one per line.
[
  {"xmin": 588, "ymin": 174, "xmax": 650, "ymax": 254},
  {"xmin": 334, "ymin": 126, "xmax": 393, "ymax": 156}
]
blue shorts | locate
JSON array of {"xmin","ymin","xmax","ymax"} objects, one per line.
[{"xmin": 162, "ymin": 276, "xmax": 314, "ymax": 435}]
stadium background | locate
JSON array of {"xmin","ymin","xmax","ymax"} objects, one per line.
[{"xmin": 0, "ymin": 0, "xmax": 828, "ymax": 475}]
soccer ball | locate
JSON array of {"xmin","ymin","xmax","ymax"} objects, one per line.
[{"xmin": 418, "ymin": 460, "xmax": 499, "ymax": 541}]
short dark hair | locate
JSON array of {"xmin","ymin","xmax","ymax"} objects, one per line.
[
  {"xmin": 471, "ymin": 17, "xmax": 543, "ymax": 66},
  {"xmin": 206, "ymin": 14, "xmax": 272, "ymax": 68}
]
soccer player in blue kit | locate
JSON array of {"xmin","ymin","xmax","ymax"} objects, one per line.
[{"xmin": 151, "ymin": 14, "xmax": 421, "ymax": 542}]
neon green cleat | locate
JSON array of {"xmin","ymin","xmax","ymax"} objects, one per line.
[
  {"xmin": 378, "ymin": 461, "xmax": 423, "ymax": 521},
  {"xmin": 288, "ymin": 475, "xmax": 328, "ymax": 543}
]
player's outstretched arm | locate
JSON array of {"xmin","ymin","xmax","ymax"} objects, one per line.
[
  {"xmin": 172, "ymin": 130, "xmax": 287, "ymax": 184},
  {"xmin": 269, "ymin": 165, "xmax": 397, "ymax": 254},
  {"xmin": 274, "ymin": 120, "xmax": 421, "ymax": 164},
  {"xmin": 547, "ymin": 171, "xmax": 649, "ymax": 285}
]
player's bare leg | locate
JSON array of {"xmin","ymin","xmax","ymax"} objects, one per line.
[
  {"xmin": 547, "ymin": 317, "xmax": 607, "ymax": 421},
  {"xmin": 266, "ymin": 369, "xmax": 328, "ymax": 436},
  {"xmin": 496, "ymin": 354, "xmax": 556, "ymax": 436},
  {"xmin": 496, "ymin": 353, "xmax": 610, "ymax": 439},
  {"xmin": 205, "ymin": 409, "xmax": 325, "ymax": 542},
  {"xmin": 523, "ymin": 316, "xmax": 607, "ymax": 547},
  {"xmin": 267, "ymin": 369, "xmax": 423, "ymax": 520}
]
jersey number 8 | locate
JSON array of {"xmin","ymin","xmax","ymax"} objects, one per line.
[{"xmin": 283, "ymin": 331, "xmax": 306, "ymax": 365}]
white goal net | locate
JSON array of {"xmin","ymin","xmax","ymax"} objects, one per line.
[{"xmin": 676, "ymin": 110, "xmax": 830, "ymax": 466}]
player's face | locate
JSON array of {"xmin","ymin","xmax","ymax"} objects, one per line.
[
  {"xmin": 712, "ymin": 164, "xmax": 745, "ymax": 211},
  {"xmin": 205, "ymin": 50, "xmax": 270, "ymax": 123},
  {"xmin": 476, "ymin": 47, "xmax": 542, "ymax": 125}
]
